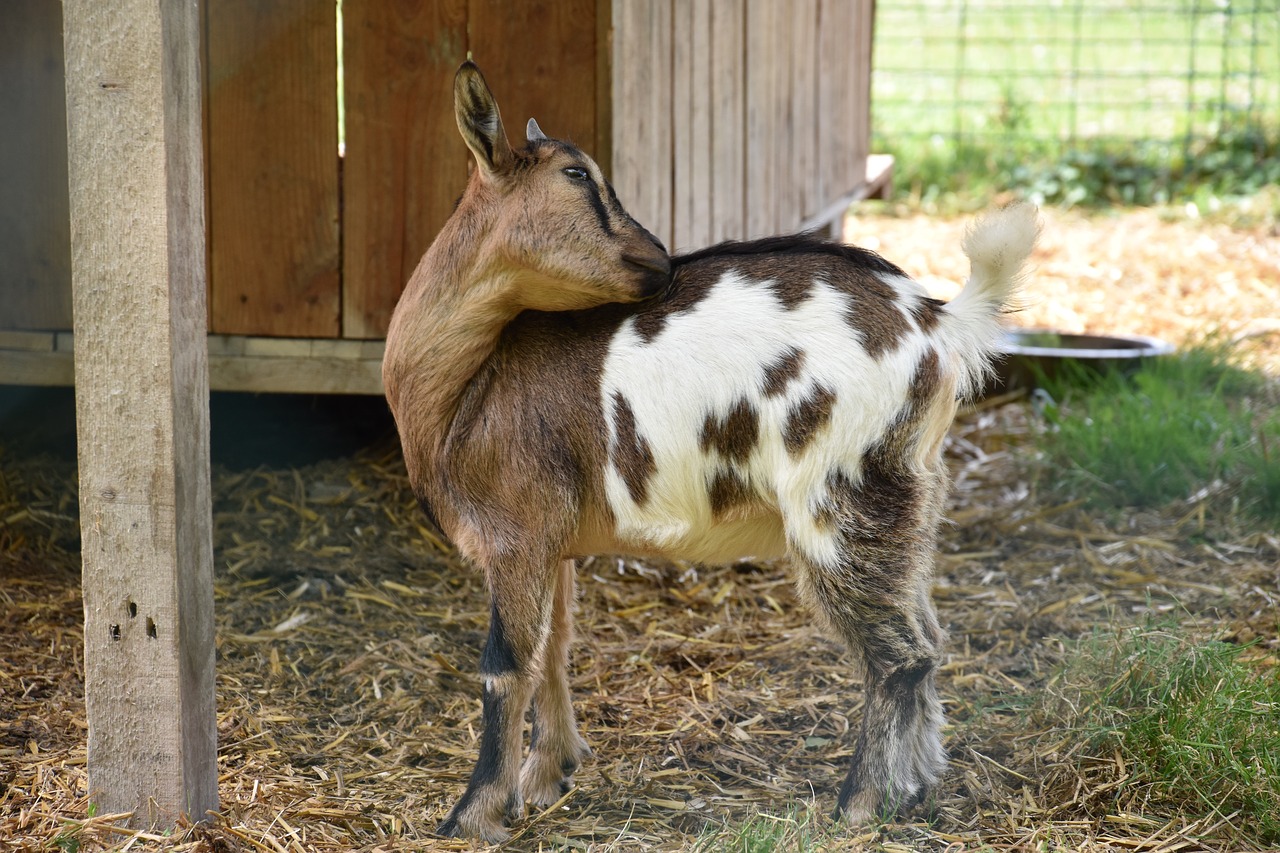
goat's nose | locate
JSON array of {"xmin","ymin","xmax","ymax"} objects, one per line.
[{"xmin": 622, "ymin": 250, "xmax": 671, "ymax": 279}]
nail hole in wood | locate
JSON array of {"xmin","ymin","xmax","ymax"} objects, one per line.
[{"xmin": 146, "ymin": 617, "xmax": 157, "ymax": 639}]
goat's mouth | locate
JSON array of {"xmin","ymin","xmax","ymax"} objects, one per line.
[{"xmin": 622, "ymin": 253, "xmax": 673, "ymax": 299}]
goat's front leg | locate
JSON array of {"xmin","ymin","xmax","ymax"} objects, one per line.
[
  {"xmin": 521, "ymin": 559, "xmax": 592, "ymax": 806},
  {"xmin": 437, "ymin": 560, "xmax": 556, "ymax": 843}
]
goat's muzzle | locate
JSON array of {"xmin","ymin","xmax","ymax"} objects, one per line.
[{"xmin": 622, "ymin": 250, "xmax": 672, "ymax": 301}]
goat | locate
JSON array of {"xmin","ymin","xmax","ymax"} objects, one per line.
[{"xmin": 382, "ymin": 61, "xmax": 1039, "ymax": 842}]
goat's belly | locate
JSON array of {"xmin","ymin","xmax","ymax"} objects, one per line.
[{"xmin": 612, "ymin": 507, "xmax": 789, "ymax": 565}]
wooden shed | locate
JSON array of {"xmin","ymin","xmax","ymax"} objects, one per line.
[{"xmin": 1, "ymin": 0, "xmax": 883, "ymax": 396}]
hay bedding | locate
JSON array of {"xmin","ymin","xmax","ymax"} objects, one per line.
[{"xmin": 2, "ymin": 210, "xmax": 1278, "ymax": 852}]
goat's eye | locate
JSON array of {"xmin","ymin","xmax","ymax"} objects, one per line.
[{"xmin": 563, "ymin": 166, "xmax": 591, "ymax": 182}]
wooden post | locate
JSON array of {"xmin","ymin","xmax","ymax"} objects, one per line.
[{"xmin": 63, "ymin": 0, "xmax": 217, "ymax": 828}]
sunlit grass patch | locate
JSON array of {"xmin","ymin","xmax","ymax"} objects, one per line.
[
  {"xmin": 875, "ymin": 130, "xmax": 1280, "ymax": 226},
  {"xmin": 1029, "ymin": 338, "xmax": 1280, "ymax": 524},
  {"xmin": 1035, "ymin": 624, "xmax": 1280, "ymax": 847}
]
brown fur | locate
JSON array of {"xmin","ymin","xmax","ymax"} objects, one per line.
[
  {"xmin": 761, "ymin": 347, "xmax": 807, "ymax": 397},
  {"xmin": 782, "ymin": 384, "xmax": 837, "ymax": 455},
  {"xmin": 609, "ymin": 392, "xmax": 657, "ymax": 505},
  {"xmin": 708, "ymin": 467, "xmax": 755, "ymax": 518},
  {"xmin": 700, "ymin": 398, "xmax": 761, "ymax": 462}
]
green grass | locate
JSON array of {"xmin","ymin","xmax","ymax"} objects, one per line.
[
  {"xmin": 1038, "ymin": 624, "xmax": 1280, "ymax": 845},
  {"xmin": 694, "ymin": 807, "xmax": 836, "ymax": 852},
  {"xmin": 1030, "ymin": 339, "xmax": 1280, "ymax": 522},
  {"xmin": 871, "ymin": 0, "xmax": 1280, "ymax": 218},
  {"xmin": 875, "ymin": 129, "xmax": 1280, "ymax": 221}
]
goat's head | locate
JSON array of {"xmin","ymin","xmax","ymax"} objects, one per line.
[{"xmin": 451, "ymin": 61, "xmax": 671, "ymax": 312}]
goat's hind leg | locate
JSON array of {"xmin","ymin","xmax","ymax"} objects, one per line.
[
  {"xmin": 796, "ymin": 553, "xmax": 946, "ymax": 824},
  {"xmin": 521, "ymin": 559, "xmax": 592, "ymax": 806},
  {"xmin": 437, "ymin": 558, "xmax": 557, "ymax": 842},
  {"xmin": 834, "ymin": 597, "xmax": 946, "ymax": 824}
]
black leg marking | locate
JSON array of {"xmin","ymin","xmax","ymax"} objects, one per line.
[
  {"xmin": 883, "ymin": 660, "xmax": 933, "ymax": 730},
  {"xmin": 479, "ymin": 601, "xmax": 519, "ymax": 676},
  {"xmin": 471, "ymin": 686, "xmax": 505, "ymax": 788}
]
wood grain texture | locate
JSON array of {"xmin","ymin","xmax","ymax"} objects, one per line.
[
  {"xmin": 672, "ymin": 0, "xmax": 714, "ymax": 252},
  {"xmin": 0, "ymin": 330, "xmax": 55, "ymax": 351},
  {"xmin": 744, "ymin": 0, "xmax": 775, "ymax": 238},
  {"xmin": 0, "ymin": 349, "xmax": 74, "ymax": 386},
  {"xmin": 851, "ymin": 0, "xmax": 875, "ymax": 182},
  {"xmin": 611, "ymin": 0, "xmax": 674, "ymax": 249},
  {"xmin": 1, "ymin": 334, "xmax": 387, "ymax": 395},
  {"xmin": 468, "ymin": 0, "xmax": 598, "ymax": 156},
  {"xmin": 0, "ymin": 0, "xmax": 72, "ymax": 330},
  {"xmin": 208, "ymin": 352, "xmax": 384, "ymax": 394},
  {"xmin": 817, "ymin": 0, "xmax": 843, "ymax": 202},
  {"xmin": 687, "ymin": 2, "xmax": 714, "ymax": 250},
  {"xmin": 63, "ymin": 0, "xmax": 217, "ymax": 827},
  {"xmin": 792, "ymin": 0, "xmax": 820, "ymax": 220},
  {"xmin": 341, "ymin": 0, "xmax": 468, "ymax": 339},
  {"xmin": 594, "ymin": 0, "xmax": 614, "ymax": 178},
  {"xmin": 708, "ymin": 0, "xmax": 745, "ymax": 243},
  {"xmin": 672, "ymin": 2, "xmax": 694, "ymax": 252},
  {"xmin": 817, "ymin": 0, "xmax": 866, "ymax": 200},
  {"xmin": 206, "ymin": 0, "xmax": 340, "ymax": 337}
]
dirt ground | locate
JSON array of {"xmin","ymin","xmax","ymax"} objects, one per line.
[{"xmin": 2, "ymin": 209, "xmax": 1278, "ymax": 852}]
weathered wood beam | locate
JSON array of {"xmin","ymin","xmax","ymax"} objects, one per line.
[
  {"xmin": 63, "ymin": 0, "xmax": 217, "ymax": 828},
  {"xmin": 0, "ymin": 333, "xmax": 386, "ymax": 395}
]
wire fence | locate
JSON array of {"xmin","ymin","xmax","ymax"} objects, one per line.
[{"xmin": 872, "ymin": 0, "xmax": 1280, "ymax": 158}]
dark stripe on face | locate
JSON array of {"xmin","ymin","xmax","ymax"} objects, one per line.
[
  {"xmin": 585, "ymin": 181, "xmax": 614, "ymax": 236},
  {"xmin": 604, "ymin": 181, "xmax": 625, "ymax": 214}
]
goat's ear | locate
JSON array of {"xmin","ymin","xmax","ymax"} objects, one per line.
[{"xmin": 454, "ymin": 61, "xmax": 513, "ymax": 176}]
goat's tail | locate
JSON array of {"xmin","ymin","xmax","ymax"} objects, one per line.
[{"xmin": 938, "ymin": 202, "xmax": 1040, "ymax": 399}]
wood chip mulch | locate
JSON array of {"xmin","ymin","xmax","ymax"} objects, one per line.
[{"xmin": 3, "ymin": 209, "xmax": 1278, "ymax": 852}]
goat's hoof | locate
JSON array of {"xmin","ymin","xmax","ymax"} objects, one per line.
[
  {"xmin": 436, "ymin": 807, "xmax": 512, "ymax": 844},
  {"xmin": 521, "ymin": 739, "xmax": 592, "ymax": 807},
  {"xmin": 834, "ymin": 782, "xmax": 928, "ymax": 827}
]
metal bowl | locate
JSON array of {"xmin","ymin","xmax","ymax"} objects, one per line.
[{"xmin": 991, "ymin": 329, "xmax": 1176, "ymax": 394}]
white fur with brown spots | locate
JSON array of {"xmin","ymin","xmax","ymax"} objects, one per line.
[{"xmin": 382, "ymin": 61, "xmax": 1040, "ymax": 842}]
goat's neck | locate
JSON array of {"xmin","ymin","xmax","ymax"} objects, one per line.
[{"xmin": 389, "ymin": 245, "xmax": 518, "ymax": 469}]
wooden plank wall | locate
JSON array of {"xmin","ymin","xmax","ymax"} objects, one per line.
[
  {"xmin": 615, "ymin": 0, "xmax": 874, "ymax": 251},
  {"xmin": 0, "ymin": 0, "xmax": 72, "ymax": 330},
  {"xmin": 3, "ymin": 2, "xmax": 872, "ymax": 347},
  {"xmin": 612, "ymin": 0, "xmax": 675, "ymax": 250},
  {"xmin": 205, "ymin": 0, "xmax": 341, "ymax": 337},
  {"xmin": 708, "ymin": 0, "xmax": 746, "ymax": 244},
  {"xmin": 340, "ymin": 0, "xmax": 468, "ymax": 340},
  {"xmin": 341, "ymin": 0, "xmax": 601, "ymax": 339}
]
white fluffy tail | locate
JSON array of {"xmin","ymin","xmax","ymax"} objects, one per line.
[{"xmin": 939, "ymin": 202, "xmax": 1040, "ymax": 398}]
